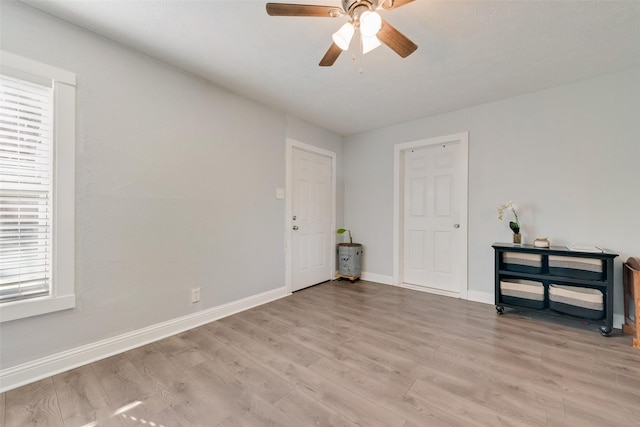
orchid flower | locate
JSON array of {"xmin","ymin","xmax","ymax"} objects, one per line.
[{"xmin": 498, "ymin": 201, "xmax": 520, "ymax": 233}]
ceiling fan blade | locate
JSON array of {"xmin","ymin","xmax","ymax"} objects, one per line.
[
  {"xmin": 377, "ymin": 19, "xmax": 418, "ymax": 58},
  {"xmin": 380, "ymin": 0, "xmax": 415, "ymax": 10},
  {"xmin": 266, "ymin": 3, "xmax": 344, "ymax": 17},
  {"xmin": 319, "ymin": 42, "xmax": 342, "ymax": 66}
]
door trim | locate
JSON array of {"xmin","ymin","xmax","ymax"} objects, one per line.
[
  {"xmin": 393, "ymin": 132, "xmax": 469, "ymax": 299},
  {"xmin": 285, "ymin": 139, "xmax": 337, "ymax": 294}
]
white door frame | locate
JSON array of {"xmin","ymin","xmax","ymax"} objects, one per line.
[
  {"xmin": 285, "ymin": 139, "xmax": 337, "ymax": 294},
  {"xmin": 393, "ymin": 132, "xmax": 469, "ymax": 299}
]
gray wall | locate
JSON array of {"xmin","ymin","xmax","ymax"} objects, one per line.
[
  {"xmin": 0, "ymin": 2, "xmax": 343, "ymax": 369},
  {"xmin": 344, "ymin": 65, "xmax": 640, "ymax": 312}
]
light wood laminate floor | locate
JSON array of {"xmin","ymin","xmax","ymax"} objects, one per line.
[{"xmin": 2, "ymin": 280, "xmax": 640, "ymax": 426}]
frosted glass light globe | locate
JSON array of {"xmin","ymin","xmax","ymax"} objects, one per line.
[
  {"xmin": 332, "ymin": 22, "xmax": 355, "ymax": 50},
  {"xmin": 362, "ymin": 35, "xmax": 382, "ymax": 54},
  {"xmin": 360, "ymin": 11, "xmax": 382, "ymax": 37}
]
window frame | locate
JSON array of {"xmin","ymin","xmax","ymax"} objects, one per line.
[{"xmin": 0, "ymin": 51, "xmax": 76, "ymax": 323}]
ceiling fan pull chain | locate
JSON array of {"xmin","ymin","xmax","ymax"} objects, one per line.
[{"xmin": 357, "ymin": 31, "xmax": 365, "ymax": 74}]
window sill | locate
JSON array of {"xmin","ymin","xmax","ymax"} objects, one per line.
[{"xmin": 0, "ymin": 295, "xmax": 76, "ymax": 323}]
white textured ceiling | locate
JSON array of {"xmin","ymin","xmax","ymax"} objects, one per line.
[{"xmin": 19, "ymin": 0, "xmax": 640, "ymax": 136}]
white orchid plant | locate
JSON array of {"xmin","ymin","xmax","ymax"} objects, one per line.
[{"xmin": 497, "ymin": 201, "xmax": 520, "ymax": 234}]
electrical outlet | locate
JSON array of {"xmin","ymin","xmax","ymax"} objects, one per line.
[{"xmin": 191, "ymin": 288, "xmax": 201, "ymax": 303}]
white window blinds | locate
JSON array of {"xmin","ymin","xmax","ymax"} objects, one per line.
[{"xmin": 0, "ymin": 74, "xmax": 54, "ymax": 303}]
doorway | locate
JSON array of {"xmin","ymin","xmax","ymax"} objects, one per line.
[
  {"xmin": 393, "ymin": 133, "xmax": 468, "ymax": 298},
  {"xmin": 286, "ymin": 140, "xmax": 336, "ymax": 293}
]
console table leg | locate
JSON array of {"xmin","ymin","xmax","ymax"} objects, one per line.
[{"xmin": 496, "ymin": 305, "xmax": 504, "ymax": 315}]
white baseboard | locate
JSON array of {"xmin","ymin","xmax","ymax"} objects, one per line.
[
  {"xmin": 397, "ymin": 282, "xmax": 461, "ymax": 298},
  {"xmin": 613, "ymin": 314, "xmax": 624, "ymax": 330},
  {"xmin": 360, "ymin": 272, "xmax": 393, "ymax": 285},
  {"xmin": 0, "ymin": 286, "xmax": 289, "ymax": 393},
  {"xmin": 466, "ymin": 290, "xmax": 494, "ymax": 305},
  {"xmin": 365, "ymin": 278, "xmax": 492, "ymax": 305}
]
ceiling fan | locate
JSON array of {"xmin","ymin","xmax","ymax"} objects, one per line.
[{"xmin": 266, "ymin": 0, "xmax": 418, "ymax": 66}]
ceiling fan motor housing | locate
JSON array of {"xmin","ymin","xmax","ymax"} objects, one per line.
[
  {"xmin": 344, "ymin": 1, "xmax": 376, "ymax": 13},
  {"xmin": 343, "ymin": 0, "xmax": 400, "ymax": 12},
  {"xmin": 343, "ymin": 0, "xmax": 380, "ymax": 25}
]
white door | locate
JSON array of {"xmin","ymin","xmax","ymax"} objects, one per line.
[
  {"xmin": 291, "ymin": 147, "xmax": 333, "ymax": 291},
  {"xmin": 402, "ymin": 141, "xmax": 464, "ymax": 295}
]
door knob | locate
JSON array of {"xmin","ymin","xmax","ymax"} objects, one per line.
[
  {"xmin": 293, "ymin": 225, "xmax": 299, "ymax": 230},
  {"xmin": 454, "ymin": 224, "xmax": 460, "ymax": 228}
]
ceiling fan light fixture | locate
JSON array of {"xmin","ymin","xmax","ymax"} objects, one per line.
[
  {"xmin": 359, "ymin": 11, "xmax": 382, "ymax": 37},
  {"xmin": 265, "ymin": 1, "xmax": 418, "ymax": 67},
  {"xmin": 362, "ymin": 34, "xmax": 382, "ymax": 54},
  {"xmin": 332, "ymin": 22, "xmax": 355, "ymax": 50}
]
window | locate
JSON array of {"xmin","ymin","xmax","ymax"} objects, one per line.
[{"xmin": 0, "ymin": 51, "xmax": 76, "ymax": 322}]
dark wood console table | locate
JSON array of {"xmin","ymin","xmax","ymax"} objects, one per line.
[{"xmin": 493, "ymin": 243, "xmax": 618, "ymax": 336}]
